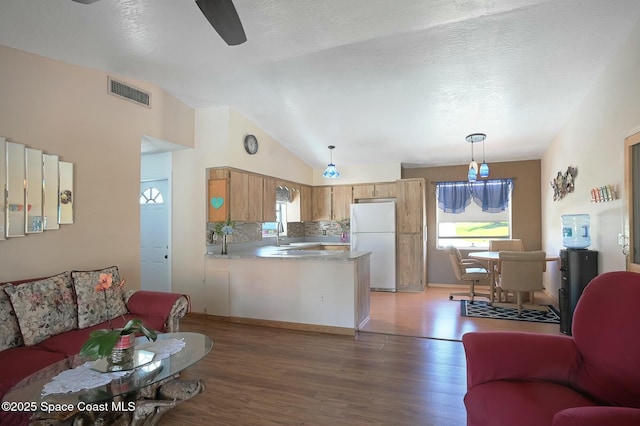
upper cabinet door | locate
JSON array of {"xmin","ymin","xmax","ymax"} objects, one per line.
[
  {"xmin": 229, "ymin": 170, "xmax": 263, "ymax": 222},
  {"xmin": 229, "ymin": 170, "xmax": 249, "ymax": 221},
  {"xmin": 374, "ymin": 182, "xmax": 397, "ymax": 198},
  {"xmin": 397, "ymin": 179, "xmax": 424, "ymax": 234},
  {"xmin": 311, "ymin": 186, "xmax": 332, "ymax": 221},
  {"xmin": 331, "ymin": 186, "xmax": 353, "ymax": 221},
  {"xmin": 625, "ymin": 131, "xmax": 640, "ymax": 272},
  {"xmin": 262, "ymin": 177, "xmax": 277, "ymax": 222},
  {"xmin": 352, "ymin": 184, "xmax": 375, "ymax": 200},
  {"xmin": 247, "ymin": 174, "xmax": 263, "ymax": 222},
  {"xmin": 352, "ymin": 182, "xmax": 397, "ymax": 200},
  {"xmin": 208, "ymin": 178, "xmax": 229, "ymax": 223},
  {"xmin": 299, "ymin": 185, "xmax": 312, "ymax": 222}
]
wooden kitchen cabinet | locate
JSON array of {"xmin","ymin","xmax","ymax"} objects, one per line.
[
  {"xmin": 299, "ymin": 185, "xmax": 312, "ymax": 222},
  {"xmin": 209, "ymin": 168, "xmax": 229, "ymax": 180},
  {"xmin": 374, "ymin": 182, "xmax": 397, "ymax": 198},
  {"xmin": 208, "ymin": 178, "xmax": 229, "ymax": 223},
  {"xmin": 396, "ymin": 178, "xmax": 426, "ymax": 292},
  {"xmin": 247, "ymin": 174, "xmax": 263, "ymax": 222},
  {"xmin": 312, "ymin": 186, "xmax": 332, "ymax": 221},
  {"xmin": 397, "ymin": 179, "xmax": 423, "ymax": 233},
  {"xmin": 262, "ymin": 177, "xmax": 278, "ymax": 222},
  {"xmin": 331, "ymin": 185, "xmax": 353, "ymax": 221},
  {"xmin": 229, "ymin": 170, "xmax": 263, "ymax": 222},
  {"xmin": 396, "ymin": 233, "xmax": 425, "ymax": 291},
  {"xmin": 352, "ymin": 182, "xmax": 397, "ymax": 200}
]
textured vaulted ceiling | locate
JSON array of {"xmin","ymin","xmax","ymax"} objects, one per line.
[{"xmin": 1, "ymin": 0, "xmax": 639, "ymax": 168}]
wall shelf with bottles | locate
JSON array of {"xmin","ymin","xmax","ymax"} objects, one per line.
[{"xmin": 590, "ymin": 185, "xmax": 618, "ymax": 203}]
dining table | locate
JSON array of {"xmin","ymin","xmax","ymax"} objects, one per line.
[{"xmin": 468, "ymin": 251, "xmax": 559, "ymax": 303}]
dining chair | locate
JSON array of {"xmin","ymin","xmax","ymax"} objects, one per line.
[
  {"xmin": 488, "ymin": 239, "xmax": 524, "ymax": 251},
  {"xmin": 488, "ymin": 239, "xmax": 524, "ymax": 301},
  {"xmin": 446, "ymin": 246, "xmax": 490, "ymax": 303},
  {"xmin": 493, "ymin": 250, "xmax": 547, "ymax": 314}
]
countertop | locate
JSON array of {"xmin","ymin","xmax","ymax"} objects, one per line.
[{"xmin": 206, "ymin": 242, "xmax": 371, "ymax": 261}]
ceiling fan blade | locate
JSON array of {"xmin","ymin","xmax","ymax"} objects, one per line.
[
  {"xmin": 196, "ymin": 0, "xmax": 247, "ymax": 46},
  {"xmin": 71, "ymin": 0, "xmax": 101, "ymax": 4}
]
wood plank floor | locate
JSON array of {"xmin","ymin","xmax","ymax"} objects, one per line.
[
  {"xmin": 162, "ymin": 315, "xmax": 467, "ymax": 426},
  {"xmin": 361, "ymin": 286, "xmax": 563, "ymax": 341},
  {"xmin": 161, "ymin": 287, "xmax": 562, "ymax": 425}
]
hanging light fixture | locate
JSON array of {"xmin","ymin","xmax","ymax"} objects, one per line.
[
  {"xmin": 466, "ymin": 133, "xmax": 487, "ymax": 182},
  {"xmin": 479, "ymin": 134, "xmax": 489, "ymax": 178},
  {"xmin": 322, "ymin": 145, "xmax": 340, "ymax": 178}
]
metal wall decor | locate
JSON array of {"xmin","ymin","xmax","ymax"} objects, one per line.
[{"xmin": 551, "ymin": 166, "xmax": 577, "ymax": 201}]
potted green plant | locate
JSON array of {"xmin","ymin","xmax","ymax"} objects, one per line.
[{"xmin": 79, "ymin": 273, "xmax": 158, "ymax": 364}]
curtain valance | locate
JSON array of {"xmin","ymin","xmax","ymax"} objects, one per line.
[{"xmin": 436, "ymin": 179, "xmax": 513, "ymax": 213}]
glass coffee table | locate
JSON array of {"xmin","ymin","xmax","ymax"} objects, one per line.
[{"xmin": 3, "ymin": 332, "xmax": 213, "ymax": 425}]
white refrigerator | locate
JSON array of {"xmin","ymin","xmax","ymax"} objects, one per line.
[{"xmin": 350, "ymin": 201, "xmax": 396, "ymax": 292}]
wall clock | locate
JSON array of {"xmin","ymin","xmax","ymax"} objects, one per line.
[{"xmin": 243, "ymin": 134, "xmax": 258, "ymax": 155}]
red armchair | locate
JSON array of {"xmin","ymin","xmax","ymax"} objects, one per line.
[{"xmin": 462, "ymin": 271, "xmax": 640, "ymax": 426}]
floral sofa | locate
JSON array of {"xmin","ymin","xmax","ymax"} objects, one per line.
[{"xmin": 0, "ymin": 266, "xmax": 190, "ymax": 405}]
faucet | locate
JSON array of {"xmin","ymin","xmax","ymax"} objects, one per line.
[{"xmin": 276, "ymin": 221, "xmax": 285, "ymax": 246}]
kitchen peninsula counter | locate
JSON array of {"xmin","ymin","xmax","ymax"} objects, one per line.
[
  {"xmin": 205, "ymin": 242, "xmax": 365, "ymax": 260},
  {"xmin": 204, "ymin": 244, "xmax": 371, "ymax": 335}
]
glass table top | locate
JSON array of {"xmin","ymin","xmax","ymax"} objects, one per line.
[{"xmin": 3, "ymin": 332, "xmax": 213, "ymax": 405}]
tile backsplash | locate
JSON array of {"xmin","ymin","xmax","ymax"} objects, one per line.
[
  {"xmin": 206, "ymin": 222, "xmax": 262, "ymax": 245},
  {"xmin": 206, "ymin": 220, "xmax": 346, "ymax": 247},
  {"xmin": 303, "ymin": 221, "xmax": 344, "ymax": 237}
]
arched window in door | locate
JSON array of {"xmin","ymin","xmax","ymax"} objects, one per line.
[{"xmin": 140, "ymin": 187, "xmax": 164, "ymax": 204}]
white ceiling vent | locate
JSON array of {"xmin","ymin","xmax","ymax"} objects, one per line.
[{"xmin": 107, "ymin": 77, "xmax": 151, "ymax": 108}]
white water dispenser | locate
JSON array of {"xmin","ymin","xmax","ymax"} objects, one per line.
[{"xmin": 561, "ymin": 214, "xmax": 591, "ymax": 249}]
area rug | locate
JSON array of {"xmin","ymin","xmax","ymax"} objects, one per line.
[{"xmin": 460, "ymin": 300, "xmax": 560, "ymax": 324}]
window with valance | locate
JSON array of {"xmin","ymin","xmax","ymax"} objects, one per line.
[{"xmin": 435, "ymin": 179, "xmax": 514, "ymax": 248}]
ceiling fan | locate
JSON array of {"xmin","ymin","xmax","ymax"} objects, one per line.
[{"xmin": 71, "ymin": 0, "xmax": 247, "ymax": 46}]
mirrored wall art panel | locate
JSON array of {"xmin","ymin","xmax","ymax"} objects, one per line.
[
  {"xmin": 59, "ymin": 161, "xmax": 74, "ymax": 224},
  {"xmin": 6, "ymin": 142, "xmax": 26, "ymax": 237},
  {"xmin": 0, "ymin": 137, "xmax": 5, "ymax": 240},
  {"xmin": 25, "ymin": 148, "xmax": 44, "ymax": 233},
  {"xmin": 43, "ymin": 154, "xmax": 59, "ymax": 230}
]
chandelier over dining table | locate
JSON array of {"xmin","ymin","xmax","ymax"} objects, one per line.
[{"xmin": 466, "ymin": 133, "xmax": 489, "ymax": 182}]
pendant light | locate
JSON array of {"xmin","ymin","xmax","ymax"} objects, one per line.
[
  {"xmin": 479, "ymin": 134, "xmax": 490, "ymax": 178},
  {"xmin": 466, "ymin": 133, "xmax": 487, "ymax": 182},
  {"xmin": 322, "ymin": 145, "xmax": 340, "ymax": 178}
]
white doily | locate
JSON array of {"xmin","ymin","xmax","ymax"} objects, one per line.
[
  {"xmin": 137, "ymin": 338, "xmax": 186, "ymax": 360},
  {"xmin": 41, "ymin": 338, "xmax": 186, "ymax": 396},
  {"xmin": 41, "ymin": 362, "xmax": 128, "ymax": 396}
]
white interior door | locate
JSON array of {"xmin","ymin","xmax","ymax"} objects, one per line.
[{"xmin": 140, "ymin": 179, "xmax": 170, "ymax": 292}]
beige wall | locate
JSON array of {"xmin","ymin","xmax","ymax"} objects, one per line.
[
  {"xmin": 171, "ymin": 106, "xmax": 317, "ymax": 300},
  {"xmin": 228, "ymin": 109, "xmax": 312, "ymax": 183},
  {"xmin": 0, "ymin": 45, "xmax": 194, "ymax": 285},
  {"xmin": 540, "ymin": 19, "xmax": 640, "ymax": 300},
  {"xmin": 403, "ymin": 160, "xmax": 541, "ymax": 285},
  {"xmin": 171, "ymin": 107, "xmax": 406, "ymax": 299},
  {"xmin": 312, "ymin": 163, "xmax": 402, "ymax": 185}
]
